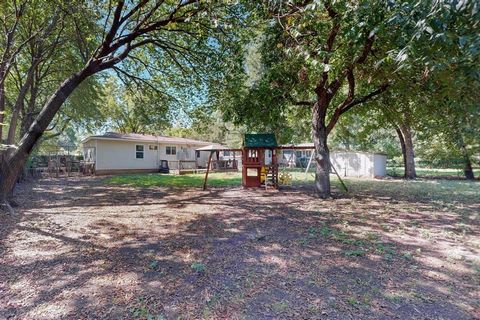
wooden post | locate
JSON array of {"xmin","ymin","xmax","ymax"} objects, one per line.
[
  {"xmin": 242, "ymin": 147, "xmax": 246, "ymax": 188},
  {"xmin": 274, "ymin": 149, "xmax": 279, "ymax": 188},
  {"xmin": 203, "ymin": 151, "xmax": 214, "ymax": 190}
]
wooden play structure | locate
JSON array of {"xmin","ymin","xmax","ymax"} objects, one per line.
[
  {"xmin": 200, "ymin": 134, "xmax": 286, "ymax": 190},
  {"xmin": 241, "ymin": 133, "xmax": 279, "ymax": 189},
  {"xmin": 199, "ymin": 133, "xmax": 349, "ymax": 191},
  {"xmin": 197, "ymin": 133, "xmax": 348, "ymax": 191}
]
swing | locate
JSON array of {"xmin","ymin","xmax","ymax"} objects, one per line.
[{"xmin": 304, "ymin": 150, "xmax": 348, "ymax": 192}]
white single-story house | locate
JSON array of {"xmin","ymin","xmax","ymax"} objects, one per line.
[
  {"xmin": 280, "ymin": 143, "xmax": 387, "ymax": 178},
  {"xmin": 82, "ymin": 132, "xmax": 214, "ymax": 174}
]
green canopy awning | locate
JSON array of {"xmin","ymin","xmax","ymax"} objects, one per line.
[{"xmin": 244, "ymin": 133, "xmax": 278, "ymax": 148}]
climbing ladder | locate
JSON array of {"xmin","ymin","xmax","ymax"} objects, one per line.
[{"xmin": 263, "ymin": 165, "xmax": 279, "ymax": 189}]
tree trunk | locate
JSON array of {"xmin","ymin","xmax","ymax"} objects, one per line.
[
  {"xmin": 460, "ymin": 145, "xmax": 475, "ymax": 180},
  {"xmin": 395, "ymin": 127, "xmax": 407, "ymax": 177},
  {"xmin": 398, "ymin": 124, "xmax": 416, "ymax": 179},
  {"xmin": 7, "ymin": 66, "xmax": 36, "ymax": 145},
  {"xmin": 0, "ymin": 80, "xmax": 5, "ymax": 141},
  {"xmin": 312, "ymin": 101, "xmax": 331, "ymax": 198},
  {"xmin": 0, "ymin": 64, "xmax": 95, "ymax": 210},
  {"xmin": 20, "ymin": 78, "xmax": 38, "ymax": 137}
]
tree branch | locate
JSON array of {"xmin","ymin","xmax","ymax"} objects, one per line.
[
  {"xmin": 286, "ymin": 93, "xmax": 315, "ymax": 107},
  {"xmin": 293, "ymin": 100, "xmax": 315, "ymax": 107},
  {"xmin": 341, "ymin": 83, "xmax": 389, "ymax": 114},
  {"xmin": 326, "ymin": 82, "xmax": 389, "ymax": 134},
  {"xmin": 355, "ymin": 34, "xmax": 375, "ymax": 65},
  {"xmin": 315, "ymin": 2, "xmax": 340, "ymax": 95},
  {"xmin": 326, "ymin": 32, "xmax": 375, "ymax": 98}
]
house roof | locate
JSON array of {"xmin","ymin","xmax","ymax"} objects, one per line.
[
  {"xmin": 244, "ymin": 133, "xmax": 278, "ymax": 148},
  {"xmin": 82, "ymin": 132, "xmax": 212, "ymax": 145}
]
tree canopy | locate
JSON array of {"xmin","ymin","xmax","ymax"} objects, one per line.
[{"xmin": 0, "ymin": 0, "xmax": 478, "ymax": 208}]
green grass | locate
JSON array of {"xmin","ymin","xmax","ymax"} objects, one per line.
[
  {"xmin": 347, "ymin": 178, "xmax": 479, "ymax": 204},
  {"xmin": 104, "ymin": 170, "xmax": 317, "ymax": 188},
  {"xmin": 387, "ymin": 167, "xmax": 480, "ymax": 178},
  {"xmin": 104, "ymin": 172, "xmax": 242, "ymax": 188},
  {"xmin": 103, "ymin": 170, "xmax": 479, "ymax": 205}
]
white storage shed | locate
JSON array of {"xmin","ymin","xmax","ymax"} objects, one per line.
[
  {"xmin": 330, "ymin": 151, "xmax": 387, "ymax": 178},
  {"xmin": 280, "ymin": 144, "xmax": 387, "ymax": 179}
]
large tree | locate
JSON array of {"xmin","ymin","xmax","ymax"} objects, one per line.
[
  {"xmin": 220, "ymin": 1, "xmax": 402, "ymax": 197},
  {"xmin": 219, "ymin": 0, "xmax": 478, "ymax": 196},
  {"xmin": 418, "ymin": 69, "xmax": 480, "ymax": 180},
  {"xmin": 0, "ymin": 0, "xmax": 242, "ymax": 212},
  {"xmin": 2, "ymin": 1, "xmax": 105, "ymax": 148},
  {"xmin": 416, "ymin": 1, "xmax": 480, "ymax": 179}
]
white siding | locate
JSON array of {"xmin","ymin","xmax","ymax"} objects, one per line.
[
  {"xmin": 220, "ymin": 151, "xmax": 242, "ymax": 168},
  {"xmin": 373, "ymin": 154, "xmax": 387, "ymax": 177},
  {"xmin": 158, "ymin": 143, "xmax": 180, "ymax": 165},
  {"xmin": 330, "ymin": 152, "xmax": 386, "ymax": 178},
  {"xmin": 96, "ymin": 140, "xmax": 159, "ymax": 170},
  {"xmin": 196, "ymin": 150, "xmax": 211, "ymax": 168},
  {"xmin": 82, "ymin": 140, "xmax": 96, "ymax": 162},
  {"xmin": 90, "ymin": 139, "xmax": 210, "ymax": 171}
]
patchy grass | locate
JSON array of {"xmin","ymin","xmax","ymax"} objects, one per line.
[
  {"xmin": 104, "ymin": 172, "xmax": 242, "ymax": 187},
  {"xmin": 190, "ymin": 262, "xmax": 206, "ymax": 273},
  {"xmin": 104, "ymin": 169, "xmax": 479, "ymax": 213},
  {"xmin": 103, "ymin": 170, "xmax": 323, "ymax": 188},
  {"xmin": 347, "ymin": 178, "xmax": 480, "ymax": 206},
  {"xmin": 104, "ymin": 171, "xmax": 479, "ymax": 204},
  {"xmin": 1, "ymin": 176, "xmax": 478, "ymax": 319},
  {"xmin": 388, "ymin": 166, "xmax": 480, "ymax": 178}
]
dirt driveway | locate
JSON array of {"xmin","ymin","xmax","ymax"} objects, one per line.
[{"xmin": 1, "ymin": 177, "xmax": 479, "ymax": 319}]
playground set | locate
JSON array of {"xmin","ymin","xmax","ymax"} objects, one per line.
[
  {"xmin": 241, "ymin": 133, "xmax": 279, "ymax": 188},
  {"xmin": 198, "ymin": 133, "xmax": 335, "ymax": 190}
]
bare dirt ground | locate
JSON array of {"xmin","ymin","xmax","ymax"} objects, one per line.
[{"xmin": 0, "ymin": 176, "xmax": 479, "ymax": 319}]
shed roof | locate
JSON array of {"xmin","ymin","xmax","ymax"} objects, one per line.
[{"xmin": 244, "ymin": 133, "xmax": 278, "ymax": 148}]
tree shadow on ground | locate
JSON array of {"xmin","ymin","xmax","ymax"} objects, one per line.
[{"xmin": 0, "ymin": 177, "xmax": 478, "ymax": 319}]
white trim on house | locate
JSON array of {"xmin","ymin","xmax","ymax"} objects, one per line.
[{"xmin": 135, "ymin": 144, "xmax": 145, "ymax": 160}]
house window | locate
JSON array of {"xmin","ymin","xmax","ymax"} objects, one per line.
[
  {"xmin": 196, "ymin": 150, "xmax": 201, "ymax": 158},
  {"xmin": 305, "ymin": 150, "xmax": 312, "ymax": 158},
  {"xmin": 135, "ymin": 145, "xmax": 144, "ymax": 159},
  {"xmin": 149, "ymin": 145, "xmax": 158, "ymax": 150},
  {"xmin": 166, "ymin": 146, "xmax": 176, "ymax": 155},
  {"xmin": 295, "ymin": 150, "xmax": 302, "ymax": 158}
]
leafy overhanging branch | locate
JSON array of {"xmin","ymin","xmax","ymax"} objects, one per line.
[{"xmin": 327, "ymin": 82, "xmax": 390, "ymax": 134}]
